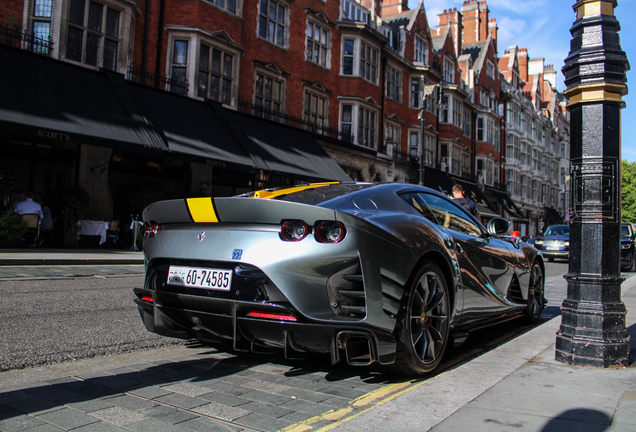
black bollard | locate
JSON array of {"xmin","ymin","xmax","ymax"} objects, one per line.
[{"xmin": 556, "ymin": 0, "xmax": 631, "ymax": 367}]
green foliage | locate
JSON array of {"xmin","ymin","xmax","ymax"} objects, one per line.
[
  {"xmin": 622, "ymin": 160, "xmax": 636, "ymax": 222},
  {"xmin": 0, "ymin": 210, "xmax": 27, "ymax": 242},
  {"xmin": 0, "ymin": 165, "xmax": 17, "ymax": 199}
]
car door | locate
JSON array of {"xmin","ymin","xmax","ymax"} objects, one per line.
[{"xmin": 416, "ymin": 192, "xmax": 516, "ymax": 322}]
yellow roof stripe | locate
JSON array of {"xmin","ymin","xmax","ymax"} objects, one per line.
[
  {"xmin": 186, "ymin": 197, "xmax": 219, "ymax": 223},
  {"xmin": 253, "ymin": 182, "xmax": 339, "ymax": 199}
]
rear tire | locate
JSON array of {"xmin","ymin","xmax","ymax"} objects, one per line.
[
  {"xmin": 526, "ymin": 262, "xmax": 545, "ymax": 324},
  {"xmin": 385, "ymin": 261, "xmax": 450, "ymax": 376}
]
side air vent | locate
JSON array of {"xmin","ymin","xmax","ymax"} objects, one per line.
[
  {"xmin": 506, "ymin": 275, "xmax": 524, "ymax": 304},
  {"xmin": 327, "ymin": 262, "xmax": 366, "ymax": 319}
]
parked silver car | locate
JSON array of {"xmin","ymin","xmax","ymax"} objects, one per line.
[{"xmin": 134, "ymin": 183, "xmax": 545, "ymax": 376}]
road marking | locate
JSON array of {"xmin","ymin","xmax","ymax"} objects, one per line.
[{"xmin": 281, "ymin": 373, "xmax": 448, "ymax": 431}]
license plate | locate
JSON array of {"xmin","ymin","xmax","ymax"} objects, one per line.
[
  {"xmin": 167, "ymin": 265, "xmax": 232, "ymax": 290},
  {"xmin": 546, "ymin": 246, "xmax": 561, "ymax": 250}
]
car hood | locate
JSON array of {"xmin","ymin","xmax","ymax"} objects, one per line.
[{"xmin": 538, "ymin": 235, "xmax": 569, "ymax": 241}]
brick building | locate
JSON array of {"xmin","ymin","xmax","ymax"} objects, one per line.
[{"xmin": 0, "ymin": 0, "xmax": 568, "ymax": 236}]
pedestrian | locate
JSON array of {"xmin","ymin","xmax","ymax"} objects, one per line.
[
  {"xmin": 12, "ymin": 191, "xmax": 43, "ymax": 219},
  {"xmin": 452, "ymin": 184, "xmax": 478, "ymax": 216}
]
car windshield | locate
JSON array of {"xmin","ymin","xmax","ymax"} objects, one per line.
[
  {"xmin": 544, "ymin": 225, "xmax": 569, "ymax": 237},
  {"xmin": 621, "ymin": 225, "xmax": 631, "ymax": 236}
]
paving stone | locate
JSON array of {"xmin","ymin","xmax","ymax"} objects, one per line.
[
  {"xmin": 177, "ymin": 416, "xmax": 244, "ymax": 432},
  {"xmin": 1, "ymin": 391, "xmax": 38, "ymax": 405},
  {"xmin": 236, "ymin": 379, "xmax": 293, "ymax": 394},
  {"xmin": 279, "ymin": 410, "xmax": 316, "ymax": 424},
  {"xmin": 71, "ymin": 421, "xmax": 128, "ymax": 431},
  {"xmin": 6, "ymin": 396, "xmax": 62, "ymax": 416},
  {"xmin": 236, "ymin": 401, "xmax": 294, "ymax": 418},
  {"xmin": 233, "ymin": 412, "xmax": 293, "ymax": 432},
  {"xmin": 318, "ymin": 396, "xmax": 351, "ymax": 408},
  {"xmin": 0, "ymin": 414, "xmax": 46, "ymax": 431},
  {"xmin": 318, "ymin": 386, "xmax": 367, "ymax": 399},
  {"xmin": 139, "ymin": 405, "xmax": 197, "ymax": 424},
  {"xmin": 153, "ymin": 393, "xmax": 209, "ymax": 410},
  {"xmin": 85, "ymin": 375, "xmax": 141, "ymax": 390},
  {"xmin": 66, "ymin": 399, "xmax": 116, "ymax": 414},
  {"xmin": 125, "ymin": 418, "xmax": 192, "ymax": 432},
  {"xmin": 89, "ymin": 406, "xmax": 147, "ymax": 427},
  {"xmin": 198, "ymin": 381, "xmax": 252, "ymax": 396},
  {"xmin": 70, "ymin": 384, "xmax": 120, "ymax": 400},
  {"xmin": 280, "ymin": 378, "xmax": 330, "ymax": 392},
  {"xmin": 125, "ymin": 385, "xmax": 173, "ymax": 400},
  {"xmin": 279, "ymin": 398, "xmax": 333, "ymax": 416},
  {"xmin": 199, "ymin": 391, "xmax": 250, "ymax": 407},
  {"xmin": 160, "ymin": 383, "xmax": 212, "ymax": 397},
  {"xmin": 240, "ymin": 390, "xmax": 291, "ymax": 406},
  {"xmin": 18, "ymin": 424, "xmax": 65, "ymax": 432},
  {"xmin": 23, "ymin": 387, "xmax": 84, "ymax": 404},
  {"xmin": 103, "ymin": 395, "xmax": 156, "ymax": 411},
  {"xmin": 36, "ymin": 407, "xmax": 99, "ymax": 430},
  {"xmin": 279, "ymin": 388, "xmax": 331, "ymax": 403},
  {"xmin": 191, "ymin": 402, "xmax": 252, "ymax": 422}
]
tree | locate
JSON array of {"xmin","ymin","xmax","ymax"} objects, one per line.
[{"xmin": 622, "ymin": 160, "xmax": 636, "ymax": 222}]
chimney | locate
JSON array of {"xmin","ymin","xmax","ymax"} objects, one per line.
[
  {"xmin": 437, "ymin": 7, "xmax": 464, "ymax": 56},
  {"xmin": 382, "ymin": 0, "xmax": 409, "ymax": 15},
  {"xmin": 488, "ymin": 18, "xmax": 497, "ymax": 53},
  {"xmin": 478, "ymin": 1, "xmax": 489, "ymax": 42},
  {"xmin": 518, "ymin": 47, "xmax": 529, "ymax": 83}
]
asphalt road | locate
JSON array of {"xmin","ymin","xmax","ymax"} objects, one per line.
[
  {"xmin": 0, "ymin": 275, "xmax": 185, "ymax": 371},
  {"xmin": 0, "ymin": 261, "xmax": 574, "ymax": 373}
]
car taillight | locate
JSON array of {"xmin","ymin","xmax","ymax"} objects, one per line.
[
  {"xmin": 280, "ymin": 220, "xmax": 308, "ymax": 242},
  {"xmin": 315, "ymin": 221, "xmax": 346, "ymax": 243},
  {"xmin": 144, "ymin": 222, "xmax": 161, "ymax": 238},
  {"xmin": 247, "ymin": 311, "xmax": 297, "ymax": 322}
]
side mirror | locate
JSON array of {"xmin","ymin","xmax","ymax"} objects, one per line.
[{"xmin": 486, "ymin": 217, "xmax": 511, "ymax": 236}]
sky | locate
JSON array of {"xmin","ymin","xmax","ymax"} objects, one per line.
[{"xmin": 408, "ymin": 0, "xmax": 636, "ymax": 162}]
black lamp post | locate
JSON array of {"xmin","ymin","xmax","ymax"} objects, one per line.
[{"xmin": 556, "ymin": 0, "xmax": 630, "ymax": 367}]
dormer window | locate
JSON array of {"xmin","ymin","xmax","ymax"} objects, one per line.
[
  {"xmin": 415, "ymin": 36, "xmax": 427, "ymax": 65},
  {"xmin": 343, "ymin": 0, "xmax": 369, "ymax": 23},
  {"xmin": 444, "ymin": 57, "xmax": 454, "ymax": 83}
]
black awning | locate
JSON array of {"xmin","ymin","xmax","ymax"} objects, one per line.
[
  {"xmin": 450, "ymin": 177, "xmax": 500, "ymax": 218},
  {"xmin": 222, "ymin": 110, "xmax": 352, "ymax": 182},
  {"xmin": 0, "ymin": 45, "xmax": 165, "ymax": 152},
  {"xmin": 128, "ymin": 85, "xmax": 262, "ymax": 171},
  {"xmin": 485, "ymin": 187, "xmax": 529, "ymax": 222},
  {"xmin": 422, "ymin": 168, "xmax": 456, "ymax": 196},
  {"xmin": 544, "ymin": 206, "xmax": 563, "ymax": 223}
]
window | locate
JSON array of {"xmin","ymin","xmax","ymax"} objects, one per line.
[
  {"xmin": 541, "ymin": 155, "xmax": 547, "ymax": 175},
  {"xmin": 340, "ymin": 103, "xmax": 377, "ymax": 148},
  {"xmin": 424, "ymin": 133, "xmax": 435, "ymax": 166},
  {"xmin": 409, "ymin": 131, "xmax": 419, "ymax": 158},
  {"xmin": 444, "ymin": 58, "xmax": 454, "ymax": 83},
  {"xmin": 551, "ymin": 161, "xmax": 556, "ymax": 180},
  {"xmin": 410, "ymin": 77, "xmax": 422, "ymax": 109},
  {"xmin": 198, "ymin": 45, "xmax": 233, "ymax": 104},
  {"xmin": 561, "ymin": 167, "xmax": 566, "ymax": 184},
  {"xmin": 358, "ymin": 107, "xmax": 376, "ymax": 148},
  {"xmin": 561, "ymin": 143, "xmax": 566, "ymax": 157},
  {"xmin": 453, "ymin": 99, "xmax": 462, "ymax": 127},
  {"xmin": 520, "ymin": 142, "xmax": 527, "ymax": 165},
  {"xmin": 494, "ymin": 126, "xmax": 500, "ymax": 152},
  {"xmin": 343, "ymin": 39, "xmax": 354, "ymax": 75},
  {"xmin": 386, "ymin": 65, "xmax": 401, "ymax": 103},
  {"xmin": 487, "ymin": 119, "xmax": 494, "ymax": 145},
  {"xmin": 452, "ymin": 145, "xmax": 461, "ymax": 174},
  {"xmin": 486, "ymin": 60, "xmax": 495, "ymax": 79},
  {"xmin": 66, "ymin": 0, "xmax": 121, "ymax": 70},
  {"xmin": 169, "ymin": 40, "xmax": 188, "ymax": 94},
  {"xmin": 477, "ymin": 117, "xmax": 484, "ymax": 141},
  {"xmin": 384, "ymin": 123, "xmax": 400, "ymax": 156},
  {"xmin": 411, "ymin": 193, "xmax": 482, "ymax": 237},
  {"xmin": 542, "ymin": 184, "xmax": 547, "ymax": 204},
  {"xmin": 532, "ymin": 149, "xmax": 538, "ymax": 170},
  {"xmin": 531, "ymin": 120, "xmax": 537, "ymax": 140},
  {"xmin": 531, "ymin": 180, "xmax": 537, "ymax": 201},
  {"xmin": 463, "ymin": 111, "xmax": 471, "ymax": 136},
  {"xmin": 203, "ymin": 0, "xmax": 236, "ymax": 14},
  {"xmin": 507, "ymin": 134, "xmax": 514, "ymax": 160},
  {"xmin": 541, "ymin": 129, "xmax": 546, "ymax": 147},
  {"xmin": 31, "ymin": 0, "xmax": 52, "ymax": 54},
  {"xmin": 415, "ymin": 37, "xmax": 427, "ymax": 65},
  {"xmin": 360, "ymin": 42, "xmax": 378, "ymax": 83},
  {"xmin": 520, "ymin": 111, "xmax": 526, "ymax": 133},
  {"xmin": 343, "ymin": 0, "xmax": 369, "ymax": 23},
  {"xmin": 440, "ymin": 96, "xmax": 449, "ymax": 123},
  {"xmin": 259, "ymin": 0, "xmax": 286, "ymax": 47},
  {"xmin": 303, "ymin": 91, "xmax": 328, "ymax": 135},
  {"xmin": 520, "ymin": 175, "xmax": 526, "ymax": 198},
  {"xmin": 307, "ymin": 21, "xmax": 329, "ymax": 67},
  {"xmin": 255, "ymin": 73, "xmax": 284, "ymax": 119}
]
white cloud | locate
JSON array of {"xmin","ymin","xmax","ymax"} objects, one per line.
[{"xmin": 496, "ymin": 17, "xmax": 526, "ymax": 47}]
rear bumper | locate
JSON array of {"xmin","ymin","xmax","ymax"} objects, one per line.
[{"xmin": 134, "ymin": 288, "xmax": 397, "ymax": 366}]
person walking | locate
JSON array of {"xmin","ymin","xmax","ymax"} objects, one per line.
[{"xmin": 452, "ymin": 184, "xmax": 478, "ymax": 216}]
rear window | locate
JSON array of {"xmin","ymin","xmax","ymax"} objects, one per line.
[{"xmin": 240, "ymin": 183, "xmax": 374, "ymax": 205}]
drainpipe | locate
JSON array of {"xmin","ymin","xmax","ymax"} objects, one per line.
[
  {"xmin": 154, "ymin": 0, "xmax": 165, "ymax": 87},
  {"xmin": 141, "ymin": 0, "xmax": 151, "ymax": 74},
  {"xmin": 380, "ymin": 55, "xmax": 387, "ymax": 155}
]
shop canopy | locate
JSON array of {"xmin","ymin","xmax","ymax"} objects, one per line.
[
  {"xmin": 485, "ymin": 187, "xmax": 529, "ymax": 223},
  {"xmin": 0, "ymin": 44, "xmax": 351, "ymax": 182},
  {"xmin": 449, "ymin": 176, "xmax": 500, "ymax": 218}
]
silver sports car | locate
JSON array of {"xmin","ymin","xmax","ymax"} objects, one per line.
[{"xmin": 134, "ymin": 182, "xmax": 545, "ymax": 376}]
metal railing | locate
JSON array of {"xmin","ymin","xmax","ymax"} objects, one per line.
[
  {"xmin": 126, "ymin": 65, "xmax": 189, "ymax": 95},
  {"xmin": 0, "ymin": 25, "xmax": 53, "ymax": 56},
  {"xmin": 238, "ymin": 100, "xmax": 354, "ymax": 142}
]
